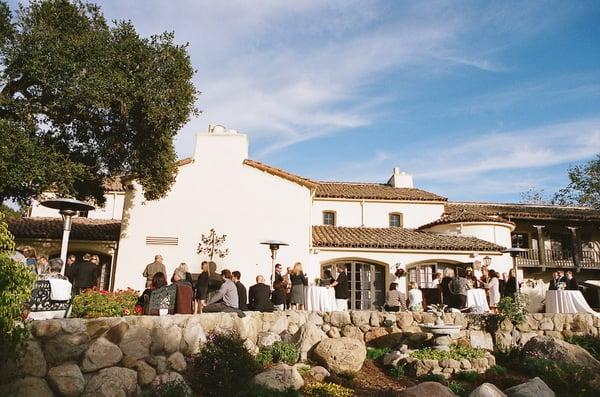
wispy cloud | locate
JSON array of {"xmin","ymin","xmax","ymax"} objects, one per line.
[{"xmin": 98, "ymin": 0, "xmax": 532, "ymax": 156}]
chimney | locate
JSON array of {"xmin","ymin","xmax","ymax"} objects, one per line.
[
  {"xmin": 193, "ymin": 124, "xmax": 249, "ymax": 165},
  {"xmin": 387, "ymin": 167, "xmax": 413, "ymax": 188}
]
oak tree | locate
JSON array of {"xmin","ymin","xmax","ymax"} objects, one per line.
[{"xmin": 0, "ymin": 0, "xmax": 197, "ymax": 206}]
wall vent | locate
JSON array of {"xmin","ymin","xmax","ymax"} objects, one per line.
[{"xmin": 145, "ymin": 236, "xmax": 179, "ymax": 246}]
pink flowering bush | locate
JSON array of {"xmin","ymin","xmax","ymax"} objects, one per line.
[{"xmin": 71, "ymin": 288, "xmax": 139, "ymax": 318}]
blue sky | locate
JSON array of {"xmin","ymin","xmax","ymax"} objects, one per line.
[{"xmin": 14, "ymin": 1, "xmax": 600, "ymax": 202}]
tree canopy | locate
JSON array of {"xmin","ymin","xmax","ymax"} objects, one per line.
[
  {"xmin": 0, "ymin": 0, "xmax": 197, "ymax": 206},
  {"xmin": 553, "ymin": 155, "xmax": 600, "ymax": 209}
]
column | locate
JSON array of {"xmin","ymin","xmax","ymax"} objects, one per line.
[
  {"xmin": 567, "ymin": 226, "xmax": 580, "ymax": 270},
  {"xmin": 533, "ymin": 225, "xmax": 546, "ymax": 269}
]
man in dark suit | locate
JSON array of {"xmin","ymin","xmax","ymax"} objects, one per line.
[
  {"xmin": 248, "ymin": 275, "xmax": 274, "ymax": 312},
  {"xmin": 272, "ymin": 263, "xmax": 284, "ymax": 285},
  {"xmin": 549, "ymin": 271, "xmax": 560, "ymax": 290},
  {"xmin": 70, "ymin": 253, "xmax": 100, "ymax": 294},
  {"xmin": 566, "ymin": 271, "xmax": 579, "ymax": 291},
  {"xmin": 232, "ymin": 271, "xmax": 248, "ymax": 311}
]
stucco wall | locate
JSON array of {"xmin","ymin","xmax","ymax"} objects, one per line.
[
  {"xmin": 426, "ymin": 223, "xmax": 513, "ymax": 247},
  {"xmin": 312, "ymin": 200, "xmax": 445, "ymax": 228},
  {"xmin": 113, "ymin": 131, "xmax": 312, "ymax": 292},
  {"xmin": 29, "ymin": 193, "xmax": 125, "ymax": 220}
]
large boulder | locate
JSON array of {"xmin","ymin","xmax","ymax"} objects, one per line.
[
  {"xmin": 253, "ymin": 363, "xmax": 304, "ymax": 391},
  {"xmin": 44, "ymin": 332, "xmax": 90, "ymax": 366},
  {"xmin": 469, "ymin": 331, "xmax": 494, "ymax": 351},
  {"xmin": 167, "ymin": 351, "xmax": 187, "ymax": 372},
  {"xmin": 135, "ymin": 360, "xmax": 157, "ymax": 386},
  {"xmin": 82, "ymin": 337, "xmax": 123, "ymax": 372},
  {"xmin": 16, "ymin": 340, "xmax": 47, "ymax": 377},
  {"xmin": 32, "ymin": 320, "xmax": 62, "ymax": 338},
  {"xmin": 118, "ymin": 325, "xmax": 151, "ymax": 360},
  {"xmin": 1, "ymin": 376, "xmax": 54, "ymax": 397},
  {"xmin": 399, "ymin": 381, "xmax": 457, "ymax": 397},
  {"xmin": 47, "ymin": 363, "xmax": 85, "ymax": 397},
  {"xmin": 469, "ymin": 383, "xmax": 507, "ymax": 397},
  {"xmin": 83, "ymin": 366, "xmax": 137, "ymax": 397},
  {"xmin": 504, "ymin": 377, "xmax": 555, "ymax": 397},
  {"xmin": 330, "ymin": 311, "xmax": 352, "ymax": 328},
  {"xmin": 313, "ymin": 337, "xmax": 367, "ymax": 374},
  {"xmin": 180, "ymin": 321, "xmax": 207, "ymax": 355},
  {"xmin": 521, "ymin": 336, "xmax": 600, "ymax": 372},
  {"xmin": 257, "ymin": 331, "xmax": 281, "ymax": 348},
  {"xmin": 296, "ymin": 321, "xmax": 327, "ymax": 361}
]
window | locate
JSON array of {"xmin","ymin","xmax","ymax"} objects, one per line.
[
  {"xmin": 389, "ymin": 212, "xmax": 403, "ymax": 227},
  {"xmin": 323, "ymin": 211, "xmax": 336, "ymax": 226},
  {"xmin": 511, "ymin": 233, "xmax": 530, "ymax": 248},
  {"xmin": 78, "ymin": 210, "xmax": 89, "ymax": 218}
]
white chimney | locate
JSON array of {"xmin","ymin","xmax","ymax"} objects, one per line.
[
  {"xmin": 388, "ymin": 167, "xmax": 413, "ymax": 188},
  {"xmin": 193, "ymin": 124, "xmax": 248, "ymax": 165}
]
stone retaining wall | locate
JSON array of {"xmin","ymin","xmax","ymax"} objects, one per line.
[{"xmin": 2, "ymin": 311, "xmax": 599, "ymax": 396}]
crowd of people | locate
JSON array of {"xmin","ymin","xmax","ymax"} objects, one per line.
[
  {"xmin": 12, "ymin": 246, "xmax": 107, "ymax": 294},
  {"xmin": 141, "ymin": 257, "xmax": 351, "ymax": 317},
  {"xmin": 385, "ymin": 266, "xmax": 526, "ymax": 313}
]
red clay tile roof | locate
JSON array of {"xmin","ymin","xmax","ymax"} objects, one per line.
[
  {"xmin": 312, "ymin": 225, "xmax": 503, "ymax": 251},
  {"xmin": 447, "ymin": 202, "xmax": 600, "ymax": 222},
  {"xmin": 103, "ymin": 176, "xmax": 125, "ymax": 192},
  {"xmin": 7, "ymin": 217, "xmax": 121, "ymax": 241},
  {"xmin": 419, "ymin": 210, "xmax": 515, "ymax": 230},
  {"xmin": 315, "ymin": 182, "xmax": 447, "ymax": 202},
  {"xmin": 243, "ymin": 159, "xmax": 318, "ymax": 189}
]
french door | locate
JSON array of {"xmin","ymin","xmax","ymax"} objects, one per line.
[{"xmin": 323, "ymin": 261, "xmax": 386, "ymax": 310}]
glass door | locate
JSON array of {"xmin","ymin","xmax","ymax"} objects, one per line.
[{"xmin": 323, "ymin": 261, "xmax": 386, "ymax": 310}]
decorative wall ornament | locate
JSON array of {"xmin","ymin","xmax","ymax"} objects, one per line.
[{"xmin": 197, "ymin": 228, "xmax": 229, "ymax": 260}]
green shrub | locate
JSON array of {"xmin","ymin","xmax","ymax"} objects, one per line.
[
  {"xmin": 367, "ymin": 346, "xmax": 391, "ymax": 361},
  {"xmin": 388, "ymin": 365, "xmax": 405, "ymax": 379},
  {"xmin": 520, "ymin": 357, "xmax": 598, "ymax": 397},
  {"xmin": 256, "ymin": 341, "xmax": 300, "ymax": 367},
  {"xmin": 154, "ymin": 378, "xmax": 191, "ymax": 397},
  {"xmin": 448, "ymin": 381, "xmax": 471, "ymax": 397},
  {"xmin": 303, "ymin": 382, "xmax": 354, "ymax": 397},
  {"xmin": 0, "ymin": 215, "xmax": 37, "ymax": 370},
  {"xmin": 566, "ymin": 335, "xmax": 600, "ymax": 361},
  {"xmin": 417, "ymin": 373, "xmax": 446, "ymax": 384},
  {"xmin": 486, "ymin": 364, "xmax": 508, "ymax": 377},
  {"xmin": 454, "ymin": 370, "xmax": 481, "ymax": 383},
  {"xmin": 71, "ymin": 288, "xmax": 139, "ymax": 318},
  {"xmin": 191, "ymin": 332, "xmax": 261, "ymax": 397},
  {"xmin": 410, "ymin": 345, "xmax": 486, "ymax": 361},
  {"xmin": 498, "ymin": 294, "xmax": 528, "ymax": 325}
]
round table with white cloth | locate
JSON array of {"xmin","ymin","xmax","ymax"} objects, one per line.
[
  {"xmin": 545, "ymin": 290, "xmax": 600, "ymax": 318},
  {"xmin": 305, "ymin": 286, "xmax": 337, "ymax": 311},
  {"xmin": 466, "ymin": 289, "xmax": 490, "ymax": 312}
]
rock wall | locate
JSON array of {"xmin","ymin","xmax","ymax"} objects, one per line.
[{"xmin": 2, "ymin": 311, "xmax": 599, "ymax": 396}]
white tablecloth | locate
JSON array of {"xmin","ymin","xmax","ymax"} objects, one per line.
[
  {"xmin": 305, "ymin": 286, "xmax": 337, "ymax": 311},
  {"xmin": 545, "ymin": 290, "xmax": 600, "ymax": 318},
  {"xmin": 467, "ymin": 289, "xmax": 490, "ymax": 312}
]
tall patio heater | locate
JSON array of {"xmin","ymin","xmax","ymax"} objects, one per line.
[
  {"xmin": 502, "ymin": 248, "xmax": 528, "ymax": 293},
  {"xmin": 260, "ymin": 240, "xmax": 288, "ymax": 286},
  {"xmin": 41, "ymin": 198, "xmax": 95, "ymax": 275}
]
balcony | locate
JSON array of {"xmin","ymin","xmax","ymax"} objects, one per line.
[{"xmin": 516, "ymin": 248, "xmax": 600, "ymax": 269}]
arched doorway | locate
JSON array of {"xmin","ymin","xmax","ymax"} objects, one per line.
[{"xmin": 322, "ymin": 259, "xmax": 388, "ymax": 310}]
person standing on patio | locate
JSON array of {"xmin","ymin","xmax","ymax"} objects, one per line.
[
  {"xmin": 289, "ymin": 263, "xmax": 307, "ymax": 310},
  {"xmin": 71, "ymin": 253, "xmax": 100, "ymax": 294},
  {"xmin": 143, "ymin": 255, "xmax": 167, "ymax": 288},
  {"xmin": 484, "ymin": 270, "xmax": 501, "ymax": 310},
  {"xmin": 330, "ymin": 265, "xmax": 349, "ymax": 311},
  {"xmin": 449, "ymin": 268, "xmax": 468, "ymax": 309},
  {"xmin": 249, "ymin": 275, "xmax": 274, "ymax": 312},
  {"xmin": 566, "ymin": 271, "xmax": 579, "ymax": 290}
]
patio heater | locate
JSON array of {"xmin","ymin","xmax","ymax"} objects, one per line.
[
  {"xmin": 502, "ymin": 248, "xmax": 528, "ymax": 293},
  {"xmin": 260, "ymin": 240, "xmax": 289, "ymax": 286},
  {"xmin": 41, "ymin": 198, "xmax": 95, "ymax": 275}
]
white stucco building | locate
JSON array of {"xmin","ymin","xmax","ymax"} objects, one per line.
[{"xmin": 10, "ymin": 125, "xmax": 600, "ymax": 310}]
